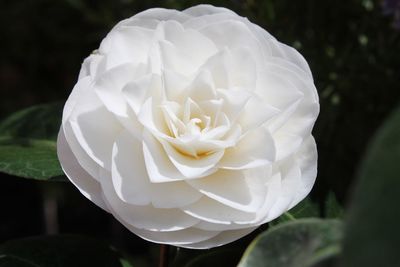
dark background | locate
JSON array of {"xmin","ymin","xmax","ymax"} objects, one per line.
[{"xmin": 1, "ymin": 0, "xmax": 399, "ymax": 264}]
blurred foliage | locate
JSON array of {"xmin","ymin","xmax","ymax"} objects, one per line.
[
  {"xmin": 239, "ymin": 219, "xmax": 343, "ymax": 267},
  {"xmin": 0, "ymin": 0, "xmax": 399, "ymax": 266},
  {"xmin": 342, "ymin": 104, "xmax": 400, "ymax": 266},
  {"xmin": 0, "ymin": 235, "xmax": 130, "ymax": 267},
  {"xmin": 0, "ymin": 103, "xmax": 64, "ymax": 180}
]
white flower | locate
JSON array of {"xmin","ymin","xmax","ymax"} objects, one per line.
[{"xmin": 57, "ymin": 4, "xmax": 319, "ymax": 249}]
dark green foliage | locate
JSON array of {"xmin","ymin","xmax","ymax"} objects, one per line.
[
  {"xmin": 239, "ymin": 219, "xmax": 343, "ymax": 267},
  {"xmin": 270, "ymin": 197, "xmax": 320, "ymax": 226},
  {"xmin": 0, "ymin": 235, "xmax": 128, "ymax": 267},
  {"xmin": 0, "ymin": 138, "xmax": 63, "ymax": 180},
  {"xmin": 0, "ymin": 103, "xmax": 63, "ymax": 141},
  {"xmin": 0, "ymin": 103, "xmax": 64, "ymax": 180},
  {"xmin": 342, "ymin": 104, "xmax": 400, "ymax": 267},
  {"xmin": 324, "ymin": 192, "xmax": 344, "ymax": 219}
]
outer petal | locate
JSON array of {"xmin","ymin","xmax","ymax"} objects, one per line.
[
  {"xmin": 187, "ymin": 169, "xmax": 268, "ymax": 212},
  {"xmin": 183, "ymin": 4, "xmax": 235, "ymax": 17},
  {"xmin": 183, "ymin": 227, "xmax": 258, "ymax": 249},
  {"xmin": 65, "ymin": 78, "xmax": 122, "ymax": 170},
  {"xmin": 69, "ymin": 103, "xmax": 122, "ymax": 170},
  {"xmin": 260, "ymin": 136, "xmax": 317, "ymax": 223},
  {"xmin": 99, "ymin": 26, "xmax": 153, "ymax": 69},
  {"xmin": 57, "ymin": 128, "xmax": 108, "ymax": 211},
  {"xmin": 134, "ymin": 8, "xmax": 191, "ymax": 23},
  {"xmin": 182, "ymin": 197, "xmax": 256, "ymax": 226},
  {"xmin": 101, "ymin": 169, "xmax": 200, "ymax": 232},
  {"xmin": 291, "ymin": 136, "xmax": 318, "ymax": 208},
  {"xmin": 118, "ymin": 220, "xmax": 221, "ymax": 246}
]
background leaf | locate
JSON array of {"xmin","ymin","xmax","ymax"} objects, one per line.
[
  {"xmin": 0, "ymin": 103, "xmax": 63, "ymax": 140},
  {"xmin": 342, "ymin": 104, "xmax": 400, "ymax": 267},
  {"xmin": 0, "ymin": 103, "xmax": 65, "ymax": 180},
  {"xmin": 269, "ymin": 197, "xmax": 320, "ymax": 226},
  {"xmin": 239, "ymin": 218, "xmax": 342, "ymax": 267},
  {"xmin": 324, "ymin": 192, "xmax": 343, "ymax": 219},
  {"xmin": 0, "ymin": 235, "xmax": 128, "ymax": 267}
]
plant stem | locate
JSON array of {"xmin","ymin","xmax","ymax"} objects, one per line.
[{"xmin": 159, "ymin": 244, "xmax": 169, "ymax": 267}]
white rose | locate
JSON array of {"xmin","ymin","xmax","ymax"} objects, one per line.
[{"xmin": 57, "ymin": 4, "xmax": 319, "ymax": 249}]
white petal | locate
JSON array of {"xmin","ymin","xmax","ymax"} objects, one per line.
[
  {"xmin": 183, "ymin": 196, "xmax": 256, "ymax": 225},
  {"xmin": 62, "ymin": 121, "xmax": 100, "ymax": 179},
  {"xmin": 187, "ymin": 70, "xmax": 217, "ymax": 102},
  {"xmin": 101, "ymin": 169, "xmax": 199, "ymax": 232},
  {"xmin": 217, "ymin": 88, "xmax": 252, "ymax": 122},
  {"xmin": 134, "ymin": 8, "xmax": 191, "ymax": 23},
  {"xmin": 260, "ymin": 60, "xmax": 318, "ymax": 137},
  {"xmin": 99, "ymin": 26, "xmax": 153, "ymax": 69},
  {"xmin": 245, "ymin": 21, "xmax": 275, "ymax": 54},
  {"xmin": 200, "ymin": 47, "xmax": 257, "ymax": 90},
  {"xmin": 182, "ymin": 227, "xmax": 258, "ymax": 249},
  {"xmin": 226, "ymin": 47, "xmax": 258, "ymax": 89},
  {"xmin": 115, "ymin": 17, "xmax": 160, "ymax": 30},
  {"xmin": 94, "ymin": 63, "xmax": 146, "ymax": 118},
  {"xmin": 273, "ymin": 131, "xmax": 303, "ymax": 161},
  {"xmin": 158, "ymin": 39, "xmax": 197, "ymax": 76},
  {"xmin": 273, "ymin": 101, "xmax": 319, "ymax": 142},
  {"xmin": 219, "ymin": 127, "xmax": 276, "ymax": 170},
  {"xmin": 138, "ymin": 98, "xmax": 170, "ymax": 137},
  {"xmin": 199, "ymin": 19, "xmax": 260, "ymax": 51},
  {"xmin": 78, "ymin": 54, "xmax": 106, "ymax": 80},
  {"xmin": 187, "ymin": 169, "xmax": 267, "ymax": 212},
  {"xmin": 183, "ymin": 5, "xmax": 236, "ymax": 17},
  {"xmin": 163, "ymin": 69, "xmax": 191, "ymax": 102},
  {"xmin": 199, "ymin": 49, "xmax": 230, "ymax": 88},
  {"xmin": 111, "ymin": 130, "xmax": 151, "ymax": 206},
  {"xmin": 62, "ymin": 77, "xmax": 91, "ymax": 125},
  {"xmin": 57, "ymin": 128, "xmax": 108, "ymax": 211},
  {"xmin": 122, "ymin": 73, "xmax": 161, "ymax": 114},
  {"xmin": 162, "ymin": 20, "xmax": 218, "ymax": 69},
  {"xmin": 255, "ymin": 68, "xmax": 304, "ymax": 110},
  {"xmin": 112, "ymin": 129, "xmax": 202, "ymax": 208},
  {"xmin": 268, "ymin": 40, "xmax": 313, "ymax": 79},
  {"xmin": 121, "ymin": 222, "xmax": 220, "ymax": 246},
  {"xmin": 67, "ymin": 82, "xmax": 122, "ymax": 170},
  {"xmin": 262, "ymin": 159, "xmax": 303, "ymax": 221},
  {"xmin": 237, "ymin": 95, "xmax": 280, "ymax": 133},
  {"xmin": 184, "ymin": 12, "xmax": 241, "ymax": 29},
  {"xmin": 142, "ymin": 129, "xmax": 186, "ymax": 183},
  {"xmin": 249, "ymin": 165, "xmax": 282, "ymax": 223},
  {"xmin": 69, "ymin": 106, "xmax": 121, "ymax": 170},
  {"xmin": 291, "ymin": 136, "xmax": 318, "ymax": 208},
  {"xmin": 199, "ymin": 21, "xmax": 262, "ymax": 80},
  {"xmin": 160, "ymin": 139, "xmax": 223, "ymax": 179}
]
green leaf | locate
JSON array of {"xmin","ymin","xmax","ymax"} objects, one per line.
[
  {"xmin": 0, "ymin": 137, "xmax": 63, "ymax": 180},
  {"xmin": 324, "ymin": 192, "xmax": 343, "ymax": 218},
  {"xmin": 0, "ymin": 103, "xmax": 63, "ymax": 140},
  {"xmin": 0, "ymin": 235, "xmax": 129, "ymax": 267},
  {"xmin": 342, "ymin": 105, "xmax": 400, "ymax": 267},
  {"xmin": 0, "ymin": 103, "xmax": 65, "ymax": 180},
  {"xmin": 270, "ymin": 197, "xmax": 320, "ymax": 226},
  {"xmin": 239, "ymin": 218, "xmax": 343, "ymax": 267}
]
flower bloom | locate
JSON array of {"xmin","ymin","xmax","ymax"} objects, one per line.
[{"xmin": 57, "ymin": 5, "xmax": 319, "ymax": 249}]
